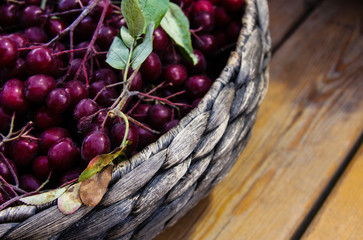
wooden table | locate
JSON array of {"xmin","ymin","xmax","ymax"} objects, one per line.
[{"xmin": 155, "ymin": 0, "xmax": 363, "ymax": 239}]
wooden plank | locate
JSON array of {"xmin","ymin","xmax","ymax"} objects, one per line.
[
  {"xmin": 269, "ymin": 0, "xmax": 320, "ymax": 49},
  {"xmin": 302, "ymin": 144, "xmax": 363, "ymax": 240},
  {"xmin": 156, "ymin": 0, "xmax": 363, "ymax": 239}
]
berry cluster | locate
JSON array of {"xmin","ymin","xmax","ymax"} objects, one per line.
[{"xmin": 0, "ymin": 0, "xmax": 244, "ymax": 206}]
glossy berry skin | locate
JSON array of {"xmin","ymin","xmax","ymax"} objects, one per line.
[
  {"xmin": 192, "ymin": 11, "xmax": 214, "ymax": 33},
  {"xmin": 11, "ymin": 137, "xmax": 39, "ymax": 167},
  {"xmin": 132, "ymin": 104, "xmax": 151, "ymax": 123},
  {"xmin": 76, "ymin": 16, "xmax": 97, "ymax": 39},
  {"xmin": 46, "ymin": 19, "xmax": 67, "ymax": 38},
  {"xmin": 89, "ymin": 81, "xmax": 117, "ymax": 107},
  {"xmin": 48, "ymin": 137, "xmax": 79, "ymax": 172},
  {"xmin": 81, "ymin": 131, "xmax": 111, "ymax": 162},
  {"xmin": 140, "ymin": 52, "xmax": 162, "ymax": 82},
  {"xmin": 46, "ymin": 88, "xmax": 71, "ymax": 113},
  {"xmin": 110, "ymin": 123, "xmax": 139, "ymax": 153},
  {"xmin": 147, "ymin": 104, "xmax": 172, "ymax": 130},
  {"xmin": 24, "ymin": 27, "xmax": 48, "ymax": 43},
  {"xmin": 24, "ymin": 74, "xmax": 56, "ymax": 103},
  {"xmin": 73, "ymin": 99, "xmax": 99, "ymax": 121},
  {"xmin": 19, "ymin": 174, "xmax": 41, "ymax": 192},
  {"xmin": 35, "ymin": 107, "xmax": 63, "ymax": 130},
  {"xmin": 96, "ymin": 25, "xmax": 117, "ymax": 50},
  {"xmin": 25, "ymin": 47, "xmax": 56, "ymax": 75},
  {"xmin": 0, "ymin": 157, "xmax": 17, "ymax": 183},
  {"xmin": 40, "ymin": 127, "xmax": 70, "ymax": 153},
  {"xmin": 2, "ymin": 58, "xmax": 26, "ymax": 81},
  {"xmin": 89, "ymin": 0, "xmax": 113, "ymax": 19},
  {"xmin": 20, "ymin": 5, "xmax": 44, "ymax": 28},
  {"xmin": 57, "ymin": 0, "xmax": 80, "ymax": 13},
  {"xmin": 185, "ymin": 75, "xmax": 212, "ymax": 99},
  {"xmin": 223, "ymin": 0, "xmax": 244, "ymax": 13},
  {"xmin": 8, "ymin": 33, "xmax": 28, "ymax": 49},
  {"xmin": 32, "ymin": 156, "xmax": 50, "ymax": 180},
  {"xmin": 153, "ymin": 27, "xmax": 169, "ymax": 52},
  {"xmin": 129, "ymin": 71, "xmax": 143, "ymax": 91},
  {"xmin": 192, "ymin": 1, "xmax": 215, "ymax": 16},
  {"xmin": 0, "ymin": 4, "xmax": 20, "ymax": 27},
  {"xmin": 185, "ymin": 50, "xmax": 206, "ymax": 74},
  {"xmin": 164, "ymin": 64, "xmax": 188, "ymax": 87},
  {"xmin": 193, "ymin": 34, "xmax": 217, "ymax": 55},
  {"xmin": 94, "ymin": 68, "xmax": 117, "ymax": 84},
  {"xmin": 64, "ymin": 81, "xmax": 89, "ymax": 108},
  {"xmin": 59, "ymin": 167, "xmax": 82, "ymax": 186},
  {"xmin": 0, "ymin": 78, "xmax": 30, "ymax": 113},
  {"xmin": 0, "ymin": 37, "xmax": 19, "ymax": 68},
  {"xmin": 67, "ymin": 58, "xmax": 90, "ymax": 82},
  {"xmin": 171, "ymin": 0, "xmax": 193, "ymax": 8}
]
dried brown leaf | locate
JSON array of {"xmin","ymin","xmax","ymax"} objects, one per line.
[
  {"xmin": 80, "ymin": 165, "xmax": 113, "ymax": 207},
  {"xmin": 57, "ymin": 183, "xmax": 82, "ymax": 215}
]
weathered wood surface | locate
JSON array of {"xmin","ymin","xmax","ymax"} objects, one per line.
[
  {"xmin": 156, "ymin": 0, "xmax": 363, "ymax": 239},
  {"xmin": 302, "ymin": 144, "xmax": 363, "ymax": 240},
  {"xmin": 268, "ymin": 0, "xmax": 320, "ymax": 49}
]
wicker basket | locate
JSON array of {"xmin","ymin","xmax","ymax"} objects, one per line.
[{"xmin": 0, "ymin": 0, "xmax": 270, "ymax": 239}]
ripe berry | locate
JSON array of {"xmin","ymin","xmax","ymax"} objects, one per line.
[
  {"xmin": 153, "ymin": 27, "xmax": 169, "ymax": 53},
  {"xmin": 89, "ymin": 0, "xmax": 113, "ymax": 19},
  {"xmin": 81, "ymin": 131, "xmax": 111, "ymax": 162},
  {"xmin": 0, "ymin": 78, "xmax": 30, "ymax": 113},
  {"xmin": 19, "ymin": 174, "xmax": 41, "ymax": 192},
  {"xmin": 162, "ymin": 119, "xmax": 179, "ymax": 134},
  {"xmin": 67, "ymin": 58, "xmax": 90, "ymax": 82},
  {"xmin": 0, "ymin": 157, "xmax": 17, "ymax": 183},
  {"xmin": 192, "ymin": 1, "xmax": 215, "ymax": 17},
  {"xmin": 32, "ymin": 156, "xmax": 51, "ymax": 180},
  {"xmin": 59, "ymin": 167, "xmax": 82, "ymax": 185},
  {"xmin": 193, "ymin": 34, "xmax": 217, "ymax": 55},
  {"xmin": 226, "ymin": 21, "xmax": 241, "ymax": 43},
  {"xmin": 20, "ymin": 5, "xmax": 45, "ymax": 28},
  {"xmin": 46, "ymin": 88, "xmax": 71, "ymax": 113},
  {"xmin": 94, "ymin": 68, "xmax": 117, "ymax": 85},
  {"xmin": 110, "ymin": 122, "xmax": 139, "ymax": 153},
  {"xmin": 64, "ymin": 80, "xmax": 89, "ymax": 108},
  {"xmin": 185, "ymin": 75, "xmax": 212, "ymax": 99},
  {"xmin": 24, "ymin": 74, "xmax": 56, "ymax": 103},
  {"xmin": 136, "ymin": 125, "xmax": 158, "ymax": 151},
  {"xmin": 0, "ymin": 4, "xmax": 20, "ymax": 27},
  {"xmin": 192, "ymin": 11, "xmax": 214, "ymax": 33},
  {"xmin": 128, "ymin": 71, "xmax": 143, "ymax": 91},
  {"xmin": 11, "ymin": 137, "xmax": 39, "ymax": 167},
  {"xmin": 46, "ymin": 19, "xmax": 67, "ymax": 38},
  {"xmin": 96, "ymin": 25, "xmax": 117, "ymax": 50},
  {"xmin": 147, "ymin": 104, "xmax": 172, "ymax": 130},
  {"xmin": 40, "ymin": 127, "xmax": 70, "ymax": 153},
  {"xmin": 23, "ymin": 27, "xmax": 48, "ymax": 43},
  {"xmin": 223, "ymin": 0, "xmax": 244, "ymax": 13},
  {"xmin": 35, "ymin": 107, "xmax": 63, "ymax": 130},
  {"xmin": 0, "ymin": 37, "xmax": 19, "ymax": 68},
  {"xmin": 76, "ymin": 16, "xmax": 97, "ymax": 39},
  {"xmin": 132, "ymin": 104, "xmax": 151, "ymax": 123},
  {"xmin": 215, "ymin": 7, "xmax": 231, "ymax": 27},
  {"xmin": 73, "ymin": 98, "xmax": 99, "ymax": 121},
  {"xmin": 171, "ymin": 0, "xmax": 193, "ymax": 8},
  {"xmin": 0, "ymin": 106, "xmax": 12, "ymax": 133},
  {"xmin": 89, "ymin": 81, "xmax": 117, "ymax": 107},
  {"xmin": 48, "ymin": 137, "xmax": 79, "ymax": 172},
  {"xmin": 25, "ymin": 47, "xmax": 56, "ymax": 75},
  {"xmin": 140, "ymin": 52, "xmax": 162, "ymax": 82},
  {"xmin": 1, "ymin": 58, "xmax": 26, "ymax": 81},
  {"xmin": 185, "ymin": 50, "xmax": 206, "ymax": 74},
  {"xmin": 164, "ymin": 64, "xmax": 188, "ymax": 87}
]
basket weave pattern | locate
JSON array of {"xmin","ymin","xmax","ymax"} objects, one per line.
[{"xmin": 0, "ymin": 0, "xmax": 270, "ymax": 239}]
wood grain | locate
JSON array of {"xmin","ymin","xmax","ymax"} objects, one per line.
[
  {"xmin": 302, "ymin": 144, "xmax": 363, "ymax": 240},
  {"xmin": 156, "ymin": 0, "xmax": 363, "ymax": 239},
  {"xmin": 269, "ymin": 0, "xmax": 320, "ymax": 49}
]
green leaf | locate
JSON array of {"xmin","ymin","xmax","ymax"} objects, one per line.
[
  {"xmin": 106, "ymin": 36, "xmax": 130, "ymax": 70},
  {"xmin": 138, "ymin": 0, "xmax": 169, "ymax": 31},
  {"xmin": 121, "ymin": 0, "xmax": 145, "ymax": 37},
  {"xmin": 120, "ymin": 27, "xmax": 135, "ymax": 49},
  {"xmin": 78, "ymin": 146, "xmax": 127, "ymax": 182},
  {"xmin": 160, "ymin": 2, "xmax": 198, "ymax": 65},
  {"xmin": 20, "ymin": 187, "xmax": 67, "ymax": 205},
  {"xmin": 58, "ymin": 183, "xmax": 82, "ymax": 215},
  {"xmin": 131, "ymin": 22, "xmax": 154, "ymax": 70}
]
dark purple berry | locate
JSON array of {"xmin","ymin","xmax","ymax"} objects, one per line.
[
  {"xmin": 20, "ymin": 5, "xmax": 44, "ymax": 28},
  {"xmin": 162, "ymin": 119, "xmax": 179, "ymax": 134},
  {"xmin": 40, "ymin": 127, "xmax": 70, "ymax": 153},
  {"xmin": 223, "ymin": 0, "xmax": 244, "ymax": 13},
  {"xmin": 94, "ymin": 68, "xmax": 117, "ymax": 84},
  {"xmin": 81, "ymin": 131, "xmax": 111, "ymax": 162},
  {"xmin": 73, "ymin": 98, "xmax": 99, "ymax": 121},
  {"xmin": 19, "ymin": 174, "xmax": 41, "ymax": 192},
  {"xmin": 0, "ymin": 157, "xmax": 17, "ymax": 183},
  {"xmin": 185, "ymin": 75, "xmax": 212, "ymax": 99},
  {"xmin": 153, "ymin": 27, "xmax": 169, "ymax": 53},
  {"xmin": 11, "ymin": 137, "xmax": 39, "ymax": 167},
  {"xmin": 46, "ymin": 88, "xmax": 71, "ymax": 113},
  {"xmin": 0, "ymin": 37, "xmax": 19, "ymax": 68},
  {"xmin": 147, "ymin": 104, "xmax": 172, "ymax": 130},
  {"xmin": 0, "ymin": 4, "xmax": 20, "ymax": 27},
  {"xmin": 46, "ymin": 18, "xmax": 67, "ymax": 38},
  {"xmin": 35, "ymin": 107, "xmax": 63, "ymax": 130},
  {"xmin": 64, "ymin": 80, "xmax": 89, "ymax": 108},
  {"xmin": 24, "ymin": 74, "xmax": 56, "ymax": 103},
  {"xmin": 0, "ymin": 78, "xmax": 30, "ymax": 113},
  {"xmin": 23, "ymin": 27, "xmax": 48, "ymax": 43},
  {"xmin": 192, "ymin": 11, "xmax": 214, "ymax": 32},
  {"xmin": 140, "ymin": 52, "xmax": 162, "ymax": 82},
  {"xmin": 110, "ymin": 122, "xmax": 139, "ymax": 153},
  {"xmin": 48, "ymin": 137, "xmax": 79, "ymax": 172},
  {"xmin": 25, "ymin": 47, "xmax": 56, "ymax": 75},
  {"xmin": 136, "ymin": 125, "xmax": 158, "ymax": 151},
  {"xmin": 32, "ymin": 156, "xmax": 50, "ymax": 180},
  {"xmin": 164, "ymin": 64, "xmax": 188, "ymax": 87}
]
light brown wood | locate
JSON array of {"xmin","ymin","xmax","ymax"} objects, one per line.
[
  {"xmin": 269, "ymin": 0, "xmax": 319, "ymax": 49},
  {"xmin": 156, "ymin": 0, "xmax": 363, "ymax": 239},
  {"xmin": 302, "ymin": 145, "xmax": 363, "ymax": 240}
]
